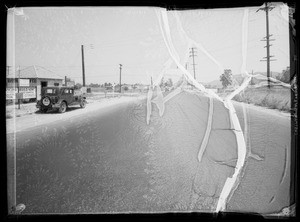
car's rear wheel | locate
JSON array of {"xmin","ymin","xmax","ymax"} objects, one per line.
[
  {"xmin": 58, "ymin": 101, "xmax": 67, "ymax": 113},
  {"xmin": 80, "ymin": 100, "xmax": 86, "ymax": 108}
]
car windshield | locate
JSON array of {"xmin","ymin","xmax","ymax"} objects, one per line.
[{"xmin": 44, "ymin": 88, "xmax": 57, "ymax": 94}]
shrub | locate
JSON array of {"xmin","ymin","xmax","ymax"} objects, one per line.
[{"xmin": 232, "ymin": 86, "xmax": 290, "ymax": 112}]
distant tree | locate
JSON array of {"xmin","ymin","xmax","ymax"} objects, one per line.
[
  {"xmin": 124, "ymin": 86, "xmax": 129, "ymax": 91},
  {"xmin": 158, "ymin": 77, "xmax": 173, "ymax": 88},
  {"xmin": 103, "ymin": 82, "xmax": 112, "ymax": 87},
  {"xmin": 74, "ymin": 83, "xmax": 82, "ymax": 89},
  {"xmin": 166, "ymin": 78, "xmax": 173, "ymax": 87},
  {"xmin": 89, "ymin": 83, "xmax": 100, "ymax": 87},
  {"xmin": 280, "ymin": 66, "xmax": 290, "ymax": 83},
  {"xmin": 249, "ymin": 77, "xmax": 255, "ymax": 85},
  {"xmin": 275, "ymin": 74, "xmax": 281, "ymax": 81},
  {"xmin": 220, "ymin": 69, "xmax": 233, "ymax": 88}
]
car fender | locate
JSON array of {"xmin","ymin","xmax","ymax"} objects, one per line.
[
  {"xmin": 77, "ymin": 96, "xmax": 86, "ymax": 101},
  {"xmin": 57, "ymin": 99, "xmax": 68, "ymax": 106}
]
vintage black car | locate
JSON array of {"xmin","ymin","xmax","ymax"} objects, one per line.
[{"xmin": 36, "ymin": 86, "xmax": 86, "ymax": 113}]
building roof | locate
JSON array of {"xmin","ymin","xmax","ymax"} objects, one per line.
[{"xmin": 7, "ymin": 65, "xmax": 64, "ymax": 80}]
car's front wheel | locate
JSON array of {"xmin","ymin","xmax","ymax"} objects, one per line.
[{"xmin": 58, "ymin": 101, "xmax": 67, "ymax": 113}]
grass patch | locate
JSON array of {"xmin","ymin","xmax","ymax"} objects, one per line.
[{"xmin": 233, "ymin": 86, "xmax": 291, "ymax": 112}]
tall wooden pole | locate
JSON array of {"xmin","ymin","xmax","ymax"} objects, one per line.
[
  {"xmin": 257, "ymin": 3, "xmax": 276, "ymax": 89},
  {"xmin": 119, "ymin": 64, "xmax": 122, "ymax": 93},
  {"xmin": 18, "ymin": 66, "xmax": 20, "ymax": 109},
  {"xmin": 265, "ymin": 3, "xmax": 271, "ymax": 88},
  {"xmin": 190, "ymin": 48, "xmax": 197, "ymax": 80},
  {"xmin": 81, "ymin": 45, "xmax": 86, "ymax": 87}
]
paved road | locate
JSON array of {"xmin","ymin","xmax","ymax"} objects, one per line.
[
  {"xmin": 6, "ymin": 97, "xmax": 142, "ymax": 134},
  {"xmin": 6, "ymin": 92, "xmax": 291, "ymax": 214},
  {"xmin": 227, "ymin": 101, "xmax": 291, "ymax": 214}
]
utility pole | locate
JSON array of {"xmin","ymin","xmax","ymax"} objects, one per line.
[
  {"xmin": 81, "ymin": 45, "xmax": 86, "ymax": 87},
  {"xmin": 119, "ymin": 64, "xmax": 122, "ymax": 93},
  {"xmin": 18, "ymin": 66, "xmax": 20, "ymax": 109},
  {"xmin": 6, "ymin": 65, "xmax": 11, "ymax": 76},
  {"xmin": 189, "ymin": 47, "xmax": 197, "ymax": 80},
  {"xmin": 65, "ymin": 76, "xmax": 67, "ymax": 86},
  {"xmin": 257, "ymin": 2, "xmax": 276, "ymax": 89}
]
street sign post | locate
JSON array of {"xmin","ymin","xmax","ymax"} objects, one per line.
[{"xmin": 16, "ymin": 92, "xmax": 23, "ymax": 109}]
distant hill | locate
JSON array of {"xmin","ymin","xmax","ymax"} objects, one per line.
[{"xmin": 205, "ymin": 71, "xmax": 281, "ymax": 88}]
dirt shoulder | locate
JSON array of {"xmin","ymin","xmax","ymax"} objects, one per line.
[
  {"xmin": 232, "ymin": 100, "xmax": 290, "ymax": 118},
  {"xmin": 232, "ymin": 86, "xmax": 291, "ymax": 112}
]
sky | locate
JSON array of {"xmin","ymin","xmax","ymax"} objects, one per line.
[{"xmin": 7, "ymin": 3, "xmax": 290, "ymax": 85}]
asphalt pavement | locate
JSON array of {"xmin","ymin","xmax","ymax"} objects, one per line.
[
  {"xmin": 6, "ymin": 91, "xmax": 291, "ymax": 214},
  {"xmin": 227, "ymin": 101, "xmax": 291, "ymax": 214}
]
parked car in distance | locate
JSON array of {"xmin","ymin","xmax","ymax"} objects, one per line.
[{"xmin": 36, "ymin": 86, "xmax": 86, "ymax": 113}]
